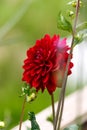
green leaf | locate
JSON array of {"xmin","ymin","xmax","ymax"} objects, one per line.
[
  {"xmin": 47, "ymin": 115, "xmax": 53, "ymax": 123},
  {"xmin": 64, "ymin": 124, "xmax": 79, "ymax": 130},
  {"xmin": 22, "ymin": 84, "xmax": 30, "ymax": 95},
  {"xmin": 28, "ymin": 112, "xmax": 40, "ymax": 130},
  {"xmin": 73, "ymin": 33, "xmax": 83, "ymax": 47},
  {"xmin": 73, "ymin": 28, "xmax": 87, "ymax": 47},
  {"xmin": 27, "ymin": 127, "xmax": 31, "ymax": 130},
  {"xmin": 76, "ymin": 22, "xmax": 87, "ymax": 32},
  {"xmin": 83, "ymin": 30, "xmax": 87, "ymax": 39},
  {"xmin": 57, "ymin": 12, "xmax": 72, "ymax": 32}
]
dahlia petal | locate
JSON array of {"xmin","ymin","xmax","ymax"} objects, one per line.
[
  {"xmin": 22, "ymin": 73, "xmax": 32, "ymax": 83},
  {"xmin": 68, "ymin": 70, "xmax": 72, "ymax": 75},
  {"xmin": 36, "ymin": 67, "xmax": 42, "ymax": 74},
  {"xmin": 43, "ymin": 74, "xmax": 49, "ymax": 84},
  {"xmin": 47, "ymin": 81, "xmax": 56, "ymax": 94},
  {"xmin": 44, "ymin": 34, "xmax": 50, "ymax": 40},
  {"xmin": 32, "ymin": 75, "xmax": 40, "ymax": 88},
  {"xmin": 30, "ymin": 69, "xmax": 36, "ymax": 76},
  {"xmin": 22, "ymin": 34, "xmax": 74, "ymax": 94},
  {"xmin": 58, "ymin": 38, "xmax": 67, "ymax": 49},
  {"xmin": 23, "ymin": 64, "xmax": 34, "ymax": 70},
  {"xmin": 46, "ymin": 61, "xmax": 53, "ymax": 72},
  {"xmin": 36, "ymin": 40, "xmax": 41, "ymax": 46},
  {"xmin": 52, "ymin": 35, "xmax": 60, "ymax": 46},
  {"xmin": 24, "ymin": 59, "xmax": 29, "ymax": 63},
  {"xmin": 69, "ymin": 62, "xmax": 74, "ymax": 68},
  {"xmin": 41, "ymin": 68, "xmax": 46, "ymax": 76},
  {"xmin": 46, "ymin": 74, "xmax": 57, "ymax": 94}
]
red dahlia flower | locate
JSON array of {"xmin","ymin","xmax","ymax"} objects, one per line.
[{"xmin": 22, "ymin": 34, "xmax": 73, "ymax": 94}]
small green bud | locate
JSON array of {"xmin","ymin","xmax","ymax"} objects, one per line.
[
  {"xmin": 68, "ymin": 0, "xmax": 82, "ymax": 8},
  {"xmin": 72, "ymin": 1, "xmax": 77, "ymax": 7},
  {"xmin": 78, "ymin": 1, "xmax": 83, "ymax": 7},
  {"xmin": 0, "ymin": 121, "xmax": 5, "ymax": 128},
  {"xmin": 68, "ymin": 11, "xmax": 74, "ymax": 18},
  {"xmin": 30, "ymin": 93, "xmax": 36, "ymax": 99},
  {"xmin": 26, "ymin": 93, "xmax": 36, "ymax": 102}
]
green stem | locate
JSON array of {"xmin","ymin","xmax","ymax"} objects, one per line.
[
  {"xmin": 54, "ymin": 1, "xmax": 80, "ymax": 130},
  {"xmin": 57, "ymin": 87, "xmax": 66, "ymax": 130},
  {"xmin": 51, "ymin": 93, "xmax": 55, "ymax": 130},
  {"xmin": 19, "ymin": 96, "xmax": 26, "ymax": 130}
]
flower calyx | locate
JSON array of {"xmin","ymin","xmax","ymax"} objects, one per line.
[{"xmin": 20, "ymin": 84, "xmax": 37, "ymax": 103}]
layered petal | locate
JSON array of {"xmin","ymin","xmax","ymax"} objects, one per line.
[{"xmin": 22, "ymin": 34, "xmax": 73, "ymax": 94}]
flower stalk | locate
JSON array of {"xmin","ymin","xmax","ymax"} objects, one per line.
[
  {"xmin": 54, "ymin": 0, "xmax": 80, "ymax": 130},
  {"xmin": 51, "ymin": 93, "xmax": 55, "ymax": 129},
  {"xmin": 19, "ymin": 96, "xmax": 26, "ymax": 130}
]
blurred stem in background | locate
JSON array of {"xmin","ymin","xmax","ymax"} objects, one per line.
[{"xmin": 0, "ymin": 0, "xmax": 32, "ymax": 42}]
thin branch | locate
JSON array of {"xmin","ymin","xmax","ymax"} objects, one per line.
[
  {"xmin": 54, "ymin": 0, "xmax": 80, "ymax": 130},
  {"xmin": 51, "ymin": 93, "xmax": 55, "ymax": 130},
  {"xmin": 57, "ymin": 87, "xmax": 66, "ymax": 130},
  {"xmin": 19, "ymin": 96, "xmax": 26, "ymax": 130}
]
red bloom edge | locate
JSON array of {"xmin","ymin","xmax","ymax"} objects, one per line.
[{"xmin": 22, "ymin": 34, "xmax": 73, "ymax": 94}]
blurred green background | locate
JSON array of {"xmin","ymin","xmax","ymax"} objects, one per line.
[{"xmin": 0, "ymin": 0, "xmax": 87, "ymax": 129}]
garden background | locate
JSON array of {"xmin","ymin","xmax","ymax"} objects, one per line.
[{"xmin": 0, "ymin": 0, "xmax": 87, "ymax": 129}]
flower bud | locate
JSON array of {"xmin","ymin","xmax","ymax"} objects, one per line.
[
  {"xmin": 0, "ymin": 121, "xmax": 5, "ymax": 128},
  {"xmin": 26, "ymin": 93, "xmax": 36, "ymax": 102},
  {"xmin": 68, "ymin": 11, "xmax": 74, "ymax": 18},
  {"xmin": 68, "ymin": 0, "xmax": 82, "ymax": 8},
  {"xmin": 30, "ymin": 93, "xmax": 36, "ymax": 99},
  {"xmin": 72, "ymin": 1, "xmax": 77, "ymax": 7}
]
